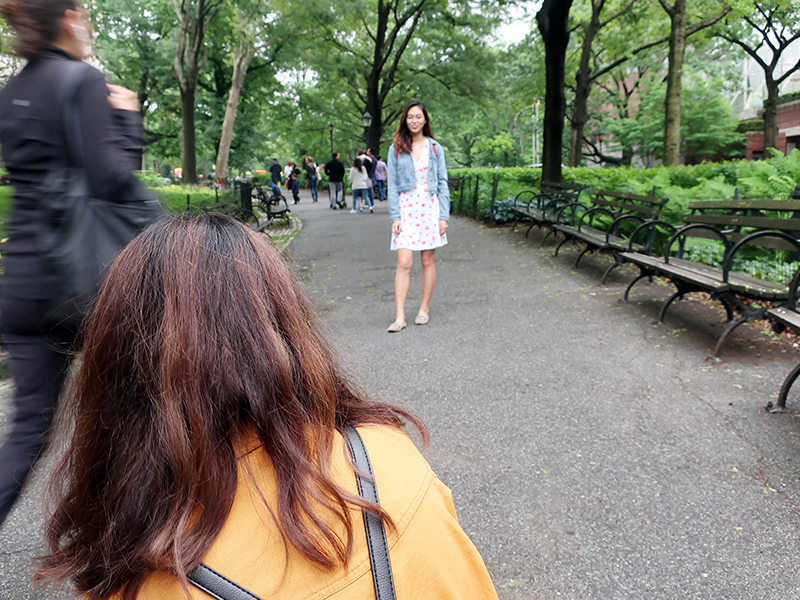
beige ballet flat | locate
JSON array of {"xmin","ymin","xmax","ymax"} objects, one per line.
[
  {"xmin": 387, "ymin": 320, "xmax": 406, "ymax": 333},
  {"xmin": 415, "ymin": 314, "xmax": 429, "ymax": 325}
]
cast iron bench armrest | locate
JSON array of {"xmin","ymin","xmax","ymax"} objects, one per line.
[
  {"xmin": 722, "ymin": 230, "xmax": 800, "ymax": 284},
  {"xmin": 574, "ymin": 206, "xmax": 615, "ymax": 232},
  {"xmin": 664, "ymin": 223, "xmax": 731, "ymax": 265},
  {"xmin": 626, "ymin": 219, "xmax": 677, "ymax": 252},
  {"xmin": 554, "ymin": 200, "xmax": 588, "ymax": 225},
  {"xmin": 604, "ymin": 213, "xmax": 646, "ymax": 245}
]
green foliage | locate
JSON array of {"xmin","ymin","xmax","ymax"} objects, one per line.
[
  {"xmin": 153, "ymin": 185, "xmax": 218, "ymax": 213},
  {"xmin": 450, "ymin": 150, "xmax": 800, "ymax": 224},
  {"xmin": 737, "ymin": 119, "xmax": 764, "ymax": 133},
  {"xmin": 0, "ymin": 185, "xmax": 13, "ymax": 238},
  {"xmin": 778, "ymin": 91, "xmax": 800, "ymax": 105}
]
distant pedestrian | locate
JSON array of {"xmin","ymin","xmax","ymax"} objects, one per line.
[
  {"xmin": 364, "ymin": 147, "xmax": 378, "ymax": 194},
  {"xmin": 290, "ymin": 168, "xmax": 301, "ymax": 204},
  {"xmin": 349, "ymin": 158, "xmax": 372, "ymax": 213},
  {"xmin": 324, "ymin": 152, "xmax": 346, "ymax": 209},
  {"xmin": 269, "ymin": 158, "xmax": 283, "ymax": 188},
  {"xmin": 284, "ymin": 161, "xmax": 294, "ymax": 187},
  {"xmin": 386, "ymin": 100, "xmax": 449, "ymax": 333},
  {"xmin": 303, "ymin": 156, "xmax": 318, "ymax": 203},
  {"xmin": 374, "ymin": 154, "xmax": 387, "ymax": 202}
]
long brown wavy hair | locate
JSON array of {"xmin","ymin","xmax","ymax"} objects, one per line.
[
  {"xmin": 392, "ymin": 100, "xmax": 434, "ymax": 155},
  {"xmin": 36, "ymin": 213, "xmax": 427, "ymax": 600}
]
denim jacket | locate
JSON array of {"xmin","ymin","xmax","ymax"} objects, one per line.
[{"xmin": 387, "ymin": 137, "xmax": 450, "ymax": 222}]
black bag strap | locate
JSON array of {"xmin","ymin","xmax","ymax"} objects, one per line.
[
  {"xmin": 187, "ymin": 426, "xmax": 397, "ymax": 600},
  {"xmin": 344, "ymin": 425, "xmax": 397, "ymax": 600}
]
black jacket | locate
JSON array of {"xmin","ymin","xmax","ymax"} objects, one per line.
[
  {"xmin": 0, "ymin": 47, "xmax": 143, "ymax": 300},
  {"xmin": 324, "ymin": 158, "xmax": 345, "ymax": 183}
]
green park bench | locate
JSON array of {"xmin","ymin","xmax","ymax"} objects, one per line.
[
  {"xmin": 548, "ymin": 188, "xmax": 669, "ymax": 283},
  {"xmin": 509, "ymin": 180, "xmax": 586, "ymax": 238},
  {"xmin": 620, "ymin": 199, "xmax": 800, "ymax": 358}
]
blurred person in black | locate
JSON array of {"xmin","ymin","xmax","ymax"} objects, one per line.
[
  {"xmin": 324, "ymin": 152, "xmax": 345, "ymax": 209},
  {"xmin": 0, "ymin": 0, "xmax": 143, "ymax": 525}
]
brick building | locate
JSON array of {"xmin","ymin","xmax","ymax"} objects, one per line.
[{"xmin": 745, "ymin": 98, "xmax": 800, "ymax": 160}]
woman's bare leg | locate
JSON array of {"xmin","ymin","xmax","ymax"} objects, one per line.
[
  {"xmin": 418, "ymin": 249, "xmax": 436, "ymax": 317},
  {"xmin": 394, "ymin": 249, "xmax": 413, "ymax": 324}
]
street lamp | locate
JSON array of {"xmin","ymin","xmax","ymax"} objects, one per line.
[
  {"xmin": 328, "ymin": 122, "xmax": 334, "ymax": 156},
  {"xmin": 362, "ymin": 111, "xmax": 372, "ymax": 150}
]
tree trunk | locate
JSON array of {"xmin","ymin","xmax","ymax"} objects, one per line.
[
  {"xmin": 215, "ymin": 41, "xmax": 255, "ymax": 180},
  {"xmin": 173, "ymin": 0, "xmax": 222, "ymax": 185},
  {"xmin": 663, "ymin": 0, "xmax": 686, "ymax": 166},
  {"xmin": 569, "ymin": 14, "xmax": 599, "ymax": 167},
  {"xmin": 763, "ymin": 77, "xmax": 779, "ymax": 152},
  {"xmin": 537, "ymin": 0, "xmax": 574, "ymax": 183},
  {"xmin": 180, "ymin": 87, "xmax": 198, "ymax": 184}
]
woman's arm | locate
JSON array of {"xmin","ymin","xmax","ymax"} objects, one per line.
[
  {"xmin": 74, "ymin": 67, "xmax": 143, "ymax": 200},
  {"xmin": 387, "ymin": 146, "xmax": 401, "ymax": 223},
  {"xmin": 435, "ymin": 141, "xmax": 450, "ymax": 222}
]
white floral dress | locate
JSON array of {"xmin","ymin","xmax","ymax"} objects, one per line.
[{"xmin": 390, "ymin": 139, "xmax": 448, "ymax": 251}]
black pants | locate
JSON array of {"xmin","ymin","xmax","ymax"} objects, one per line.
[{"xmin": 0, "ymin": 297, "xmax": 74, "ymax": 525}]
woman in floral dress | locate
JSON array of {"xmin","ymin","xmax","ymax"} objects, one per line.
[{"xmin": 387, "ymin": 100, "xmax": 450, "ymax": 332}]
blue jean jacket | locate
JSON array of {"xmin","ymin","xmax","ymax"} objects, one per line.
[{"xmin": 387, "ymin": 137, "xmax": 450, "ymax": 223}]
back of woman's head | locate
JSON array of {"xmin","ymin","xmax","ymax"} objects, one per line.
[
  {"xmin": 38, "ymin": 213, "xmax": 424, "ymax": 599},
  {"xmin": 0, "ymin": 0, "xmax": 77, "ymax": 60},
  {"xmin": 353, "ymin": 157, "xmax": 363, "ymax": 171}
]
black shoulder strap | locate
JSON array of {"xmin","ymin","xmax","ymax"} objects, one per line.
[
  {"xmin": 344, "ymin": 425, "xmax": 398, "ymax": 600},
  {"xmin": 187, "ymin": 426, "xmax": 397, "ymax": 600},
  {"xmin": 55, "ymin": 60, "xmax": 88, "ymax": 170}
]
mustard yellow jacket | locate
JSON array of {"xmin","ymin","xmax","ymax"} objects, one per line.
[{"xmin": 131, "ymin": 426, "xmax": 499, "ymax": 599}]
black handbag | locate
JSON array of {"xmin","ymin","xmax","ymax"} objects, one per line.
[
  {"xmin": 188, "ymin": 426, "xmax": 398, "ymax": 600},
  {"xmin": 39, "ymin": 61, "xmax": 164, "ymax": 331}
]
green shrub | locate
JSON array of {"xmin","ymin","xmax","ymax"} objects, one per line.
[{"xmin": 737, "ymin": 119, "xmax": 763, "ymax": 133}]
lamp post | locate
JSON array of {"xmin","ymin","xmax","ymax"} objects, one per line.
[
  {"xmin": 328, "ymin": 122, "xmax": 334, "ymax": 156},
  {"xmin": 362, "ymin": 111, "xmax": 372, "ymax": 150}
]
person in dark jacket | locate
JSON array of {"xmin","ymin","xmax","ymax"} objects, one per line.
[
  {"xmin": 0, "ymin": 0, "xmax": 143, "ymax": 525},
  {"xmin": 324, "ymin": 152, "xmax": 346, "ymax": 209},
  {"xmin": 269, "ymin": 158, "xmax": 283, "ymax": 188},
  {"xmin": 290, "ymin": 168, "xmax": 301, "ymax": 204}
]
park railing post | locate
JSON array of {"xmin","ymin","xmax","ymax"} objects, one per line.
[
  {"xmin": 489, "ymin": 174, "xmax": 499, "ymax": 227},
  {"xmin": 472, "ymin": 175, "xmax": 480, "ymax": 219},
  {"xmin": 186, "ymin": 193, "xmax": 190, "ymax": 211}
]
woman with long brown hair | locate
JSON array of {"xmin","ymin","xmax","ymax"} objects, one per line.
[
  {"xmin": 387, "ymin": 100, "xmax": 450, "ymax": 333},
  {"xmin": 36, "ymin": 213, "xmax": 499, "ymax": 600}
]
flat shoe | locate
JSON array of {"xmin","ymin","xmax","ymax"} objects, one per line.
[
  {"xmin": 415, "ymin": 314, "xmax": 429, "ymax": 325},
  {"xmin": 387, "ymin": 321, "xmax": 406, "ymax": 333}
]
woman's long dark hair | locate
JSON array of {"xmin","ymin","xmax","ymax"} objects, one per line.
[
  {"xmin": 0, "ymin": 0, "xmax": 77, "ymax": 60},
  {"xmin": 353, "ymin": 157, "xmax": 363, "ymax": 172},
  {"xmin": 36, "ymin": 213, "xmax": 427, "ymax": 600},
  {"xmin": 392, "ymin": 100, "xmax": 434, "ymax": 155}
]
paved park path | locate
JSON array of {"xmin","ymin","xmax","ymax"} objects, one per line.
[{"xmin": 2, "ymin": 189, "xmax": 800, "ymax": 599}]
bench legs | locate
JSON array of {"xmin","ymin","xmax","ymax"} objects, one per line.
[
  {"xmin": 623, "ymin": 268, "xmax": 658, "ymax": 302},
  {"xmin": 769, "ymin": 362, "xmax": 800, "ymax": 413},
  {"xmin": 602, "ymin": 253, "xmax": 623, "ymax": 284},
  {"xmin": 540, "ymin": 229, "xmax": 558, "ymax": 247},
  {"xmin": 712, "ymin": 295, "xmax": 766, "ymax": 358}
]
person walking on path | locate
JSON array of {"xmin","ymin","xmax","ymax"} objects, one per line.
[
  {"xmin": 34, "ymin": 213, "xmax": 500, "ymax": 600},
  {"xmin": 269, "ymin": 158, "xmax": 283, "ymax": 189},
  {"xmin": 0, "ymin": 0, "xmax": 144, "ymax": 525},
  {"xmin": 350, "ymin": 158, "xmax": 373, "ymax": 213},
  {"xmin": 387, "ymin": 100, "xmax": 449, "ymax": 333},
  {"xmin": 374, "ymin": 154, "xmax": 387, "ymax": 202},
  {"xmin": 289, "ymin": 168, "xmax": 301, "ymax": 204},
  {"xmin": 303, "ymin": 156, "xmax": 318, "ymax": 203},
  {"xmin": 324, "ymin": 152, "xmax": 346, "ymax": 209}
]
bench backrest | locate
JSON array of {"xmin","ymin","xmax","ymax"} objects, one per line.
[
  {"xmin": 684, "ymin": 199, "xmax": 800, "ymax": 251},
  {"xmin": 591, "ymin": 189, "xmax": 668, "ymax": 219},
  {"xmin": 541, "ymin": 180, "xmax": 585, "ymax": 198}
]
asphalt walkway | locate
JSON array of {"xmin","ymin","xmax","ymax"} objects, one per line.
[{"xmin": 2, "ymin": 189, "xmax": 800, "ymax": 599}]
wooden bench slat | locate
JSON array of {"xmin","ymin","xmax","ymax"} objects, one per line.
[
  {"xmin": 688, "ymin": 200, "xmax": 800, "ymax": 211},
  {"xmin": 684, "ymin": 214, "xmax": 800, "ymax": 230}
]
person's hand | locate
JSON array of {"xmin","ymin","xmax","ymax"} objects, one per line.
[
  {"xmin": 439, "ymin": 220, "xmax": 448, "ymax": 236},
  {"xmin": 392, "ymin": 220, "xmax": 402, "ymax": 235},
  {"xmin": 107, "ymin": 84, "xmax": 140, "ymax": 112}
]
